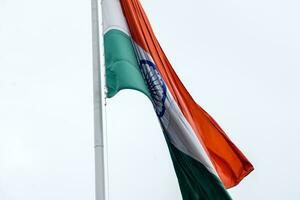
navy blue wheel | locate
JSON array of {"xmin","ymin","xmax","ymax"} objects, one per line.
[{"xmin": 139, "ymin": 59, "xmax": 167, "ymax": 118}]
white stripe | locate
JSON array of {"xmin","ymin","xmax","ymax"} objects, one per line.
[
  {"xmin": 102, "ymin": 0, "xmax": 218, "ymax": 177},
  {"xmin": 102, "ymin": 0, "xmax": 130, "ymax": 35},
  {"xmin": 133, "ymin": 44, "xmax": 218, "ymax": 176},
  {"xmin": 163, "ymin": 93, "xmax": 218, "ymax": 175}
]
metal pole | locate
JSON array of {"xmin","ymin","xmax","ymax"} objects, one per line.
[{"xmin": 91, "ymin": 0, "xmax": 107, "ymax": 199}]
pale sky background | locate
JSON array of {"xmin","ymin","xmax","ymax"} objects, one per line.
[{"xmin": 1, "ymin": 0, "xmax": 300, "ymax": 199}]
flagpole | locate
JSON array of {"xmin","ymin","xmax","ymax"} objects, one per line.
[{"xmin": 91, "ymin": 0, "xmax": 108, "ymax": 199}]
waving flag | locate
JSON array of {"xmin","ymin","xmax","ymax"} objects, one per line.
[{"xmin": 102, "ymin": 0, "xmax": 253, "ymax": 199}]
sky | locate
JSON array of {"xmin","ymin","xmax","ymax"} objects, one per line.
[{"xmin": 0, "ymin": 0, "xmax": 300, "ymax": 199}]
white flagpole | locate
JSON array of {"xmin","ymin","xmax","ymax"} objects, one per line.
[{"xmin": 91, "ymin": 0, "xmax": 108, "ymax": 199}]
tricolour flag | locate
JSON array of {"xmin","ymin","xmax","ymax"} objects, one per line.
[{"xmin": 102, "ymin": 0, "xmax": 254, "ymax": 199}]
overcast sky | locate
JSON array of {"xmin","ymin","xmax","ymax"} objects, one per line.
[{"xmin": 1, "ymin": 0, "xmax": 300, "ymax": 199}]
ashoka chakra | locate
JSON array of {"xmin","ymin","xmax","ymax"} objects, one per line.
[{"xmin": 139, "ymin": 60, "xmax": 167, "ymax": 118}]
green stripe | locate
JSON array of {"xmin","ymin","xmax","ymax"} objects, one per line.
[
  {"xmin": 104, "ymin": 29, "xmax": 150, "ymax": 98},
  {"xmin": 165, "ymin": 137, "xmax": 232, "ymax": 200},
  {"xmin": 105, "ymin": 29, "xmax": 231, "ymax": 199}
]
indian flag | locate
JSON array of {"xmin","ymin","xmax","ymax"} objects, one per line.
[{"xmin": 102, "ymin": 0, "xmax": 254, "ymax": 199}]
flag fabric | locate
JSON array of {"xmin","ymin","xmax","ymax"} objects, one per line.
[{"xmin": 102, "ymin": 0, "xmax": 254, "ymax": 199}]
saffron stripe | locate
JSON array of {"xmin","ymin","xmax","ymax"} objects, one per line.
[{"xmin": 120, "ymin": 0, "xmax": 253, "ymax": 188}]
